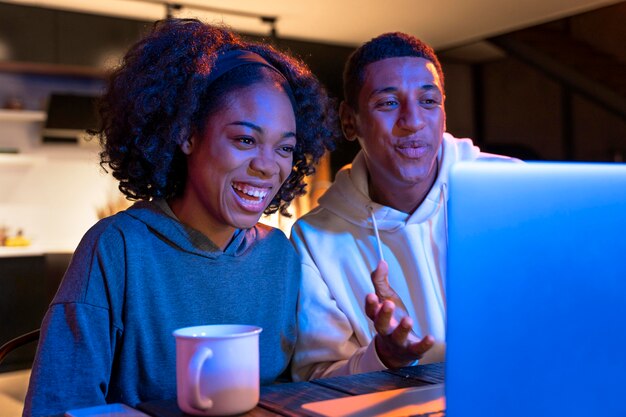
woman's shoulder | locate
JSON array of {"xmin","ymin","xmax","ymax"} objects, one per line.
[{"xmin": 75, "ymin": 205, "xmax": 151, "ymax": 253}]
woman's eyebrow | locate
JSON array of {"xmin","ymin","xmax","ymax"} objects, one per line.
[
  {"xmin": 229, "ymin": 121, "xmax": 296, "ymax": 138},
  {"xmin": 229, "ymin": 120, "xmax": 262, "ymax": 133}
]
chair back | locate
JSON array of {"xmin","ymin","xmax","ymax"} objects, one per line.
[{"xmin": 0, "ymin": 330, "xmax": 40, "ymax": 365}]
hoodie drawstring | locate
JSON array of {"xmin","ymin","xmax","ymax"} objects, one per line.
[{"xmin": 367, "ymin": 205, "xmax": 385, "ymax": 263}]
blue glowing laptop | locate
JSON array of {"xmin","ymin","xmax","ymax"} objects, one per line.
[{"xmin": 445, "ymin": 161, "xmax": 626, "ymax": 417}]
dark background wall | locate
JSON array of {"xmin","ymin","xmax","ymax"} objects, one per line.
[{"xmin": 462, "ymin": 4, "xmax": 626, "ymax": 162}]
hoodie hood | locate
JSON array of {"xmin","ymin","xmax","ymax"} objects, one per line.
[
  {"xmin": 318, "ymin": 133, "xmax": 480, "ymax": 232},
  {"xmin": 122, "ymin": 199, "xmax": 258, "ymax": 258}
]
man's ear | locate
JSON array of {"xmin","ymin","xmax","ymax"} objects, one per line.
[
  {"xmin": 339, "ymin": 101, "xmax": 358, "ymax": 142},
  {"xmin": 442, "ymin": 94, "xmax": 447, "ymax": 132}
]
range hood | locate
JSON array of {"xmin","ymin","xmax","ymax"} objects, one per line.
[{"xmin": 42, "ymin": 93, "xmax": 100, "ymax": 143}]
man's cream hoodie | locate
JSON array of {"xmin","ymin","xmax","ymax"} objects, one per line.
[{"xmin": 291, "ymin": 133, "xmax": 514, "ymax": 381}]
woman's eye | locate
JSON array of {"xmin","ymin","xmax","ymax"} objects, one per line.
[
  {"xmin": 277, "ymin": 145, "xmax": 295, "ymax": 156},
  {"xmin": 237, "ymin": 136, "xmax": 255, "ymax": 146}
]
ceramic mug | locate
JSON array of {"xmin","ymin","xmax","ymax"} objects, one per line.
[{"xmin": 173, "ymin": 324, "xmax": 263, "ymax": 416}]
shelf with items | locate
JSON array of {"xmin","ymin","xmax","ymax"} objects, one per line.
[
  {"xmin": 0, "ymin": 153, "xmax": 47, "ymax": 166},
  {"xmin": 0, "ymin": 109, "xmax": 46, "ymax": 122},
  {"xmin": 0, "ymin": 61, "xmax": 107, "ymax": 80}
]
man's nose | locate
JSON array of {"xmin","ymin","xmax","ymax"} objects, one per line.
[{"xmin": 397, "ymin": 103, "xmax": 426, "ymax": 132}]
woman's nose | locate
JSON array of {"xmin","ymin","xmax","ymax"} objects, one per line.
[{"xmin": 249, "ymin": 150, "xmax": 279, "ymax": 177}]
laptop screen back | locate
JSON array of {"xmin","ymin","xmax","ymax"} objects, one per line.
[{"xmin": 445, "ymin": 161, "xmax": 626, "ymax": 417}]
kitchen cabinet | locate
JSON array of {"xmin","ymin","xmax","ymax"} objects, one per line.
[
  {"xmin": 0, "ymin": 2, "xmax": 149, "ymax": 70},
  {"xmin": 0, "ymin": 255, "xmax": 45, "ymax": 372},
  {"xmin": 0, "ymin": 253, "xmax": 71, "ymax": 372},
  {"xmin": 0, "ymin": 4, "xmax": 56, "ymax": 64},
  {"xmin": 56, "ymin": 12, "xmax": 150, "ymax": 68}
]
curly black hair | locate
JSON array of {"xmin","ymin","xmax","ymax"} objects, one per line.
[
  {"xmin": 343, "ymin": 32, "xmax": 444, "ymax": 111},
  {"xmin": 95, "ymin": 18, "xmax": 339, "ymax": 216}
]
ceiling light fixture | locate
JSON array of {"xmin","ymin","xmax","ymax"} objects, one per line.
[{"xmin": 133, "ymin": 0, "xmax": 278, "ymax": 39}]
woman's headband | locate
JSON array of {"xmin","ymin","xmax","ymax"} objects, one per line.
[{"xmin": 205, "ymin": 49, "xmax": 289, "ymax": 87}]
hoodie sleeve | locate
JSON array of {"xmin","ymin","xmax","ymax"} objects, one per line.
[
  {"xmin": 24, "ymin": 303, "xmax": 119, "ymax": 417},
  {"xmin": 23, "ymin": 219, "xmax": 125, "ymax": 417},
  {"xmin": 290, "ymin": 225, "xmax": 387, "ymax": 381}
]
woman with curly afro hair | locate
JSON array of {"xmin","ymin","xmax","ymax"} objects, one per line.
[{"xmin": 24, "ymin": 18, "xmax": 339, "ymax": 416}]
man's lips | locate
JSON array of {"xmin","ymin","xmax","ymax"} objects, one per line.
[{"xmin": 396, "ymin": 141, "xmax": 429, "ymax": 158}]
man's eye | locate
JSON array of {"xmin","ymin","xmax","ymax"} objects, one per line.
[
  {"xmin": 375, "ymin": 100, "xmax": 398, "ymax": 109},
  {"xmin": 421, "ymin": 98, "xmax": 441, "ymax": 108}
]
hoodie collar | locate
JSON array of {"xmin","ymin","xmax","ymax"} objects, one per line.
[
  {"xmin": 319, "ymin": 133, "xmax": 473, "ymax": 231},
  {"xmin": 123, "ymin": 200, "xmax": 255, "ymax": 258}
]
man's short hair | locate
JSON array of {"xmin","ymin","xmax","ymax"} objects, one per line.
[{"xmin": 343, "ymin": 32, "xmax": 444, "ymax": 110}]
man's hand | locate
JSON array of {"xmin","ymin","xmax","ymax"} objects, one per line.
[
  {"xmin": 366, "ymin": 261, "xmax": 435, "ymax": 368},
  {"xmin": 371, "ymin": 260, "xmax": 411, "ymax": 316}
]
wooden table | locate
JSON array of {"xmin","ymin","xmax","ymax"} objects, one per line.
[{"xmin": 136, "ymin": 362, "xmax": 445, "ymax": 417}]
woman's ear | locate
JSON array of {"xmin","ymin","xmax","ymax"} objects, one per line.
[
  {"xmin": 180, "ymin": 137, "xmax": 194, "ymax": 155},
  {"xmin": 339, "ymin": 101, "xmax": 358, "ymax": 142}
]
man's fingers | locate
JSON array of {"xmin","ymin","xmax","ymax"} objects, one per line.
[
  {"xmin": 370, "ymin": 261, "xmax": 411, "ymax": 318},
  {"xmin": 374, "ymin": 300, "xmax": 395, "ymax": 335},
  {"xmin": 371, "ymin": 260, "xmax": 393, "ymax": 299},
  {"xmin": 409, "ymin": 334, "xmax": 435, "ymax": 357},
  {"xmin": 390, "ymin": 316, "xmax": 412, "ymax": 346},
  {"xmin": 364, "ymin": 293, "xmax": 380, "ymax": 321}
]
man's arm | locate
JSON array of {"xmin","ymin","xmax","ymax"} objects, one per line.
[{"xmin": 291, "ymin": 260, "xmax": 388, "ymax": 381}]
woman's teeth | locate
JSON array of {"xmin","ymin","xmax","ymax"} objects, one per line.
[{"xmin": 232, "ymin": 183, "xmax": 269, "ymax": 200}]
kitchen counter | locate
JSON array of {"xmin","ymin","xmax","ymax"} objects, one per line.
[
  {"xmin": 0, "ymin": 246, "xmax": 75, "ymax": 258},
  {"xmin": 0, "ymin": 246, "xmax": 45, "ymax": 257}
]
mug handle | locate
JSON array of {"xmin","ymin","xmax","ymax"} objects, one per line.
[{"xmin": 187, "ymin": 346, "xmax": 214, "ymax": 411}]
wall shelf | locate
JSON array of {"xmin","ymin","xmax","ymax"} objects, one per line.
[
  {"xmin": 0, "ymin": 109, "xmax": 46, "ymax": 122},
  {"xmin": 0, "ymin": 61, "xmax": 107, "ymax": 79},
  {"xmin": 0, "ymin": 154, "xmax": 46, "ymax": 166}
]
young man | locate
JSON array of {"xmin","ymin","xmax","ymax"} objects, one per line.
[{"xmin": 291, "ymin": 32, "xmax": 514, "ymax": 381}]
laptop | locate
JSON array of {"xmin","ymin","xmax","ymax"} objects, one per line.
[
  {"xmin": 445, "ymin": 161, "xmax": 626, "ymax": 417},
  {"xmin": 301, "ymin": 161, "xmax": 626, "ymax": 417}
]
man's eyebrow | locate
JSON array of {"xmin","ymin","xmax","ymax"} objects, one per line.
[
  {"xmin": 369, "ymin": 86, "xmax": 398, "ymax": 99},
  {"xmin": 229, "ymin": 121, "xmax": 296, "ymax": 138},
  {"xmin": 369, "ymin": 84, "xmax": 442, "ymax": 99},
  {"xmin": 420, "ymin": 84, "xmax": 441, "ymax": 92}
]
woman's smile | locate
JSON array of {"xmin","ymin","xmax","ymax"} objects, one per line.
[{"xmin": 231, "ymin": 181, "xmax": 272, "ymax": 211}]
